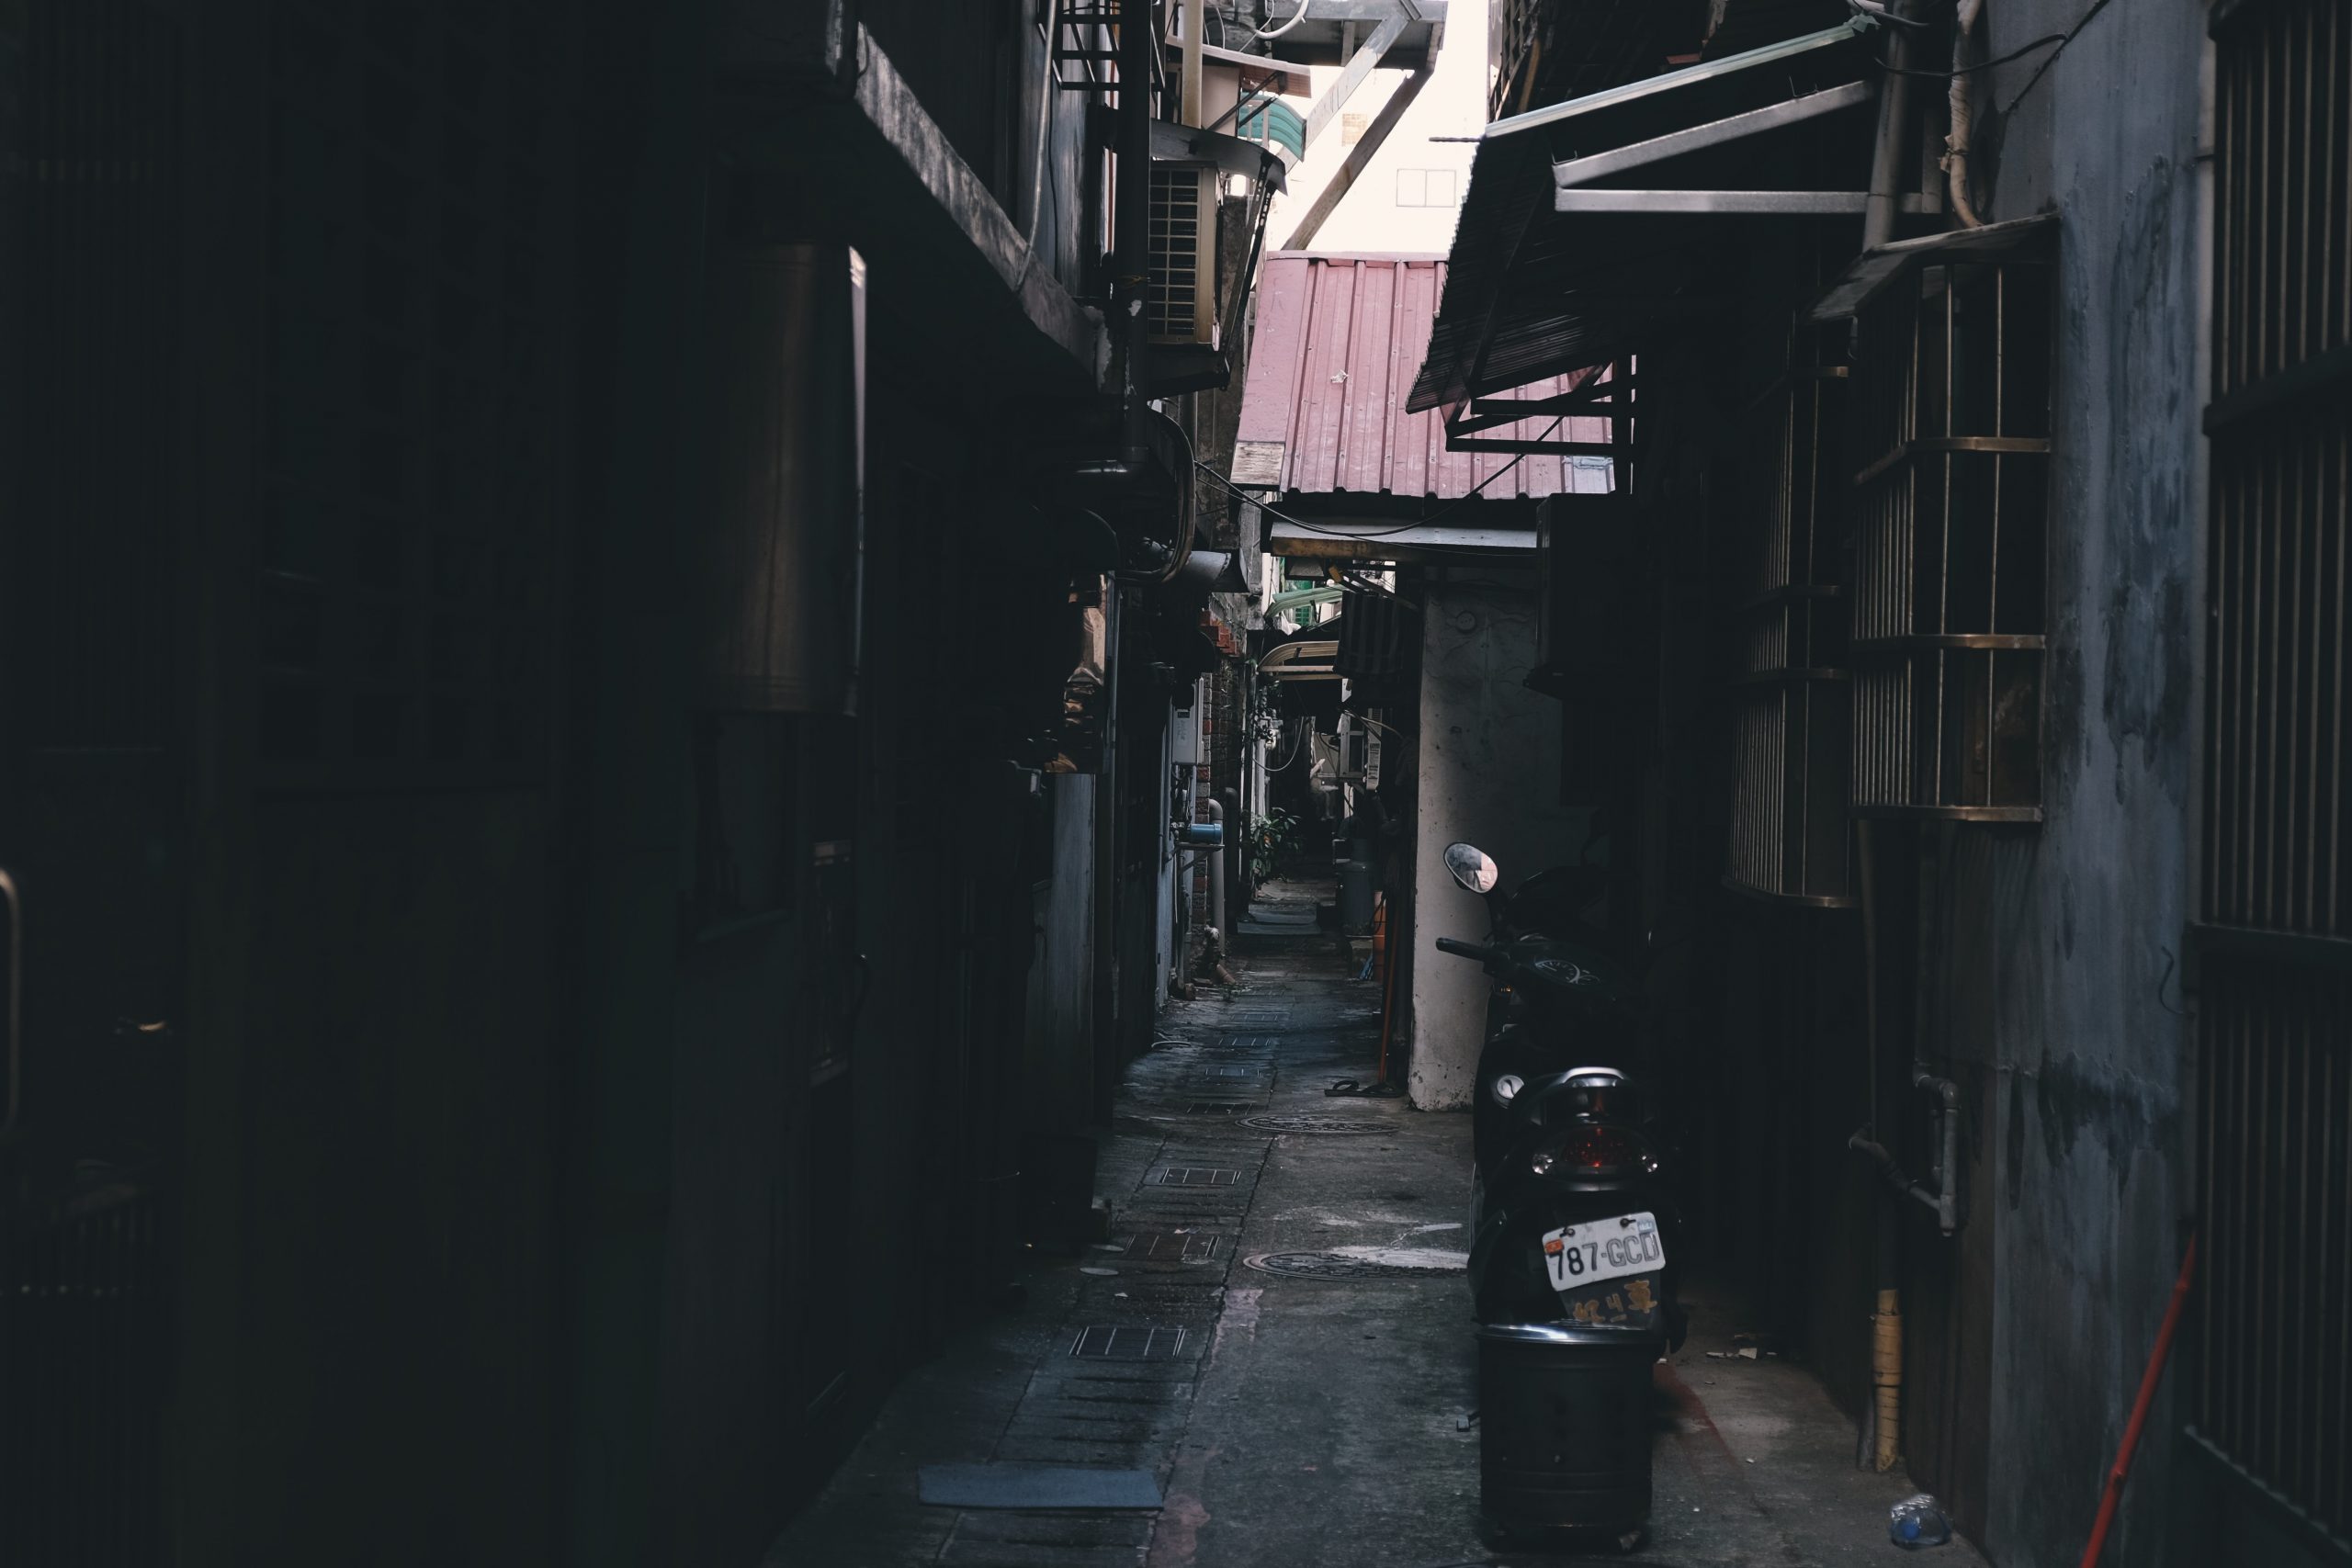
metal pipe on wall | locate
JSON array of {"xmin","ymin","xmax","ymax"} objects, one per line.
[
  {"xmin": 1118, "ymin": 0, "xmax": 1153, "ymax": 465},
  {"xmin": 1204, "ymin": 796, "xmax": 1226, "ymax": 938}
]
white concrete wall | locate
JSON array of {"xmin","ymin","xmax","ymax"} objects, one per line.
[{"xmin": 1408, "ymin": 577, "xmax": 1584, "ymax": 1108}]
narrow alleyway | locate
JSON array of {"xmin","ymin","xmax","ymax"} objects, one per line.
[{"xmin": 768, "ymin": 879, "xmax": 1992, "ymax": 1568}]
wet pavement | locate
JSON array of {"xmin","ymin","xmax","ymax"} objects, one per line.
[{"xmin": 767, "ymin": 883, "xmax": 1990, "ymax": 1568}]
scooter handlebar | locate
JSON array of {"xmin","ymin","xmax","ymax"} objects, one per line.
[{"xmin": 1434, "ymin": 936, "xmax": 1500, "ymax": 964}]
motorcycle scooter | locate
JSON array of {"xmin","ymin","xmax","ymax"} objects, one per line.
[{"xmin": 1436, "ymin": 844, "xmax": 1680, "ymax": 1549}]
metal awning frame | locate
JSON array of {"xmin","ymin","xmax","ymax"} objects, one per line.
[
  {"xmin": 1427, "ymin": 15, "xmax": 1881, "ymax": 418},
  {"xmin": 1443, "ymin": 354, "xmax": 1634, "ymax": 464},
  {"xmin": 1550, "ymin": 78, "xmax": 1877, "ymax": 191},
  {"xmin": 1448, "ymin": 362, "xmax": 1614, "ymax": 435},
  {"xmin": 1485, "ymin": 15, "xmax": 1875, "ymax": 140}
]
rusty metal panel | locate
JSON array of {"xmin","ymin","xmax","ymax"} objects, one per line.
[{"xmin": 1233, "ymin": 253, "xmax": 1609, "ymax": 504}]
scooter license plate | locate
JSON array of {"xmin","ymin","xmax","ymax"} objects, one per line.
[{"xmin": 1543, "ymin": 1213, "xmax": 1662, "ymax": 1291}]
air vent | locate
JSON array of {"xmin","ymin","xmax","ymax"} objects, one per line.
[{"xmin": 1148, "ymin": 164, "xmax": 1218, "ymax": 347}]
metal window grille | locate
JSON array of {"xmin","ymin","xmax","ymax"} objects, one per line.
[
  {"xmin": 1848, "ymin": 234, "xmax": 2054, "ymax": 820},
  {"xmin": 1726, "ymin": 325, "xmax": 1854, "ymax": 906},
  {"xmin": 2195, "ymin": 0, "xmax": 2352, "ymax": 1553},
  {"xmin": 256, "ymin": 3, "xmax": 575, "ymax": 788}
]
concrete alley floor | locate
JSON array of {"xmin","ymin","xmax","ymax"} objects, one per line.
[{"xmin": 767, "ymin": 886, "xmax": 1991, "ymax": 1568}]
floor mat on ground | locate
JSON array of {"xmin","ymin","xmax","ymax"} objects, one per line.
[{"xmin": 915, "ymin": 1463, "xmax": 1164, "ymax": 1511}]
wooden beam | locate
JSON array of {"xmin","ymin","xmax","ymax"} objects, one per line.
[{"xmin": 1280, "ymin": 66, "xmax": 1432, "ymax": 250}]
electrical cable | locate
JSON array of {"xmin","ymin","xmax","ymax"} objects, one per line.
[
  {"xmin": 1996, "ymin": 0, "xmax": 2114, "ymax": 116},
  {"xmin": 1869, "ymin": 0, "xmax": 2115, "ymax": 89},
  {"xmin": 1253, "ymin": 0, "xmax": 1311, "ymax": 40},
  {"xmin": 1340, "ymin": 706, "xmax": 1408, "ymax": 741},
  {"xmin": 1263, "ymin": 716, "xmax": 1309, "ymax": 771},
  {"xmin": 1875, "ymin": 29, "xmax": 2061, "ymax": 75}
]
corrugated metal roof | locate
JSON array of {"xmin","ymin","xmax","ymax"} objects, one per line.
[{"xmin": 1233, "ymin": 253, "xmax": 1612, "ymax": 503}]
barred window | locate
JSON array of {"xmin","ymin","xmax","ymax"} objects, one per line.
[{"xmin": 1844, "ymin": 221, "xmax": 2054, "ymax": 821}]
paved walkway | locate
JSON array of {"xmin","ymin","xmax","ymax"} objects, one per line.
[{"xmin": 767, "ymin": 890, "xmax": 1989, "ymax": 1567}]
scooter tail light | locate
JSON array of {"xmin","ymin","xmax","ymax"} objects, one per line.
[{"xmin": 1532, "ymin": 1124, "xmax": 1650, "ymax": 1177}]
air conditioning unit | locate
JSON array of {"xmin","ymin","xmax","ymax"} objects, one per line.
[{"xmin": 1148, "ymin": 163, "xmax": 1219, "ymax": 347}]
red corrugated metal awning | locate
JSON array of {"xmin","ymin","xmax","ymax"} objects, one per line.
[{"xmin": 1231, "ymin": 253, "xmax": 1613, "ymax": 505}]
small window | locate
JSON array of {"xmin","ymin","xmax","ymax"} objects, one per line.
[{"xmin": 1393, "ymin": 167, "xmax": 1459, "ymax": 208}]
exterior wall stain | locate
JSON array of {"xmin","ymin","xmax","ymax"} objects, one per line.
[
  {"xmin": 1956, "ymin": 4, "xmax": 2209, "ymax": 1562},
  {"xmin": 2026, "ymin": 1049, "xmax": 2185, "ymax": 1199}
]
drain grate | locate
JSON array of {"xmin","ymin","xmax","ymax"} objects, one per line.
[
  {"xmin": 1070, "ymin": 1325, "xmax": 1187, "ymax": 1359},
  {"xmin": 1242, "ymin": 1252, "xmax": 1464, "ymax": 1280},
  {"xmin": 1184, "ymin": 1101, "xmax": 1255, "ymax": 1115},
  {"xmin": 1149, "ymin": 1167, "xmax": 1240, "ymax": 1187},
  {"xmin": 1242, "ymin": 1115, "xmax": 1392, "ymax": 1134},
  {"xmin": 1124, "ymin": 1232, "xmax": 1222, "ymax": 1262}
]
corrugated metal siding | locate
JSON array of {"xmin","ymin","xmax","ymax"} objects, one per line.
[{"xmin": 1237, "ymin": 253, "xmax": 1611, "ymax": 502}]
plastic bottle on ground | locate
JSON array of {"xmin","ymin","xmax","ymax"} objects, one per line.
[{"xmin": 1889, "ymin": 1494, "xmax": 1953, "ymax": 1550}]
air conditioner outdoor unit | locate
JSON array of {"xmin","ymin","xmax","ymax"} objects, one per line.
[{"xmin": 1148, "ymin": 163, "xmax": 1219, "ymax": 347}]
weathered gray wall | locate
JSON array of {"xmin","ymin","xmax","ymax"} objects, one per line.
[
  {"xmin": 1027, "ymin": 774, "xmax": 1102, "ymax": 1134},
  {"xmin": 1408, "ymin": 576, "xmax": 1584, "ymax": 1108},
  {"xmin": 1953, "ymin": 5, "xmax": 2208, "ymax": 1562}
]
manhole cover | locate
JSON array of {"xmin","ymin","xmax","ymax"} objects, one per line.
[
  {"xmin": 1242, "ymin": 1115, "xmax": 1391, "ymax": 1134},
  {"xmin": 1070, "ymin": 1324, "xmax": 1187, "ymax": 1359},
  {"xmin": 1184, "ymin": 1101, "xmax": 1256, "ymax": 1115},
  {"xmin": 1149, "ymin": 1167, "xmax": 1240, "ymax": 1187},
  {"xmin": 1242, "ymin": 1252, "xmax": 1464, "ymax": 1280},
  {"xmin": 1124, "ymin": 1231, "xmax": 1222, "ymax": 1262}
]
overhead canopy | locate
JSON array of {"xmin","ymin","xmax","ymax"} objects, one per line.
[
  {"xmin": 1232, "ymin": 253, "xmax": 1618, "ymax": 502},
  {"xmin": 1260, "ymin": 638, "xmax": 1340, "ymax": 681},
  {"xmin": 1410, "ymin": 10, "xmax": 1877, "ymax": 416},
  {"xmin": 1807, "ymin": 212, "xmax": 2062, "ymax": 321},
  {"xmin": 1268, "ymin": 515, "xmax": 1548, "ymax": 563}
]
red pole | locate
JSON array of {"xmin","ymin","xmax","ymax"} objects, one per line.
[{"xmin": 2077, "ymin": 1232, "xmax": 2199, "ymax": 1568}]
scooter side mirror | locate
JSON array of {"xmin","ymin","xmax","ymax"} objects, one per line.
[{"xmin": 1443, "ymin": 842, "xmax": 1500, "ymax": 895}]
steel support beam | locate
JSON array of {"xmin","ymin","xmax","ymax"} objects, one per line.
[
  {"xmin": 1551, "ymin": 79, "xmax": 1875, "ymax": 189},
  {"xmin": 1298, "ymin": 7, "xmax": 1408, "ymax": 151},
  {"xmin": 1281, "ymin": 66, "xmax": 1431, "ymax": 249},
  {"xmin": 1552, "ymin": 189, "xmax": 1870, "ymax": 214},
  {"xmin": 1453, "ymin": 375, "xmax": 1624, "ymax": 433},
  {"xmin": 1442, "ymin": 436, "xmax": 1619, "ymax": 455}
]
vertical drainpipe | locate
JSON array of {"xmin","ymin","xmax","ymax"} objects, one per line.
[
  {"xmin": 1119, "ymin": 0, "xmax": 1153, "ymax": 465},
  {"xmin": 1854, "ymin": 1, "xmax": 1917, "ymax": 1470},
  {"xmin": 1861, "ymin": 6, "xmax": 1918, "ymax": 250},
  {"xmin": 1857, "ymin": 819, "xmax": 1903, "ymax": 1471}
]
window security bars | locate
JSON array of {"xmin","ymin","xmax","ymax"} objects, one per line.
[
  {"xmin": 1848, "ymin": 248, "xmax": 2053, "ymax": 820},
  {"xmin": 1725, "ymin": 330, "xmax": 1854, "ymax": 906},
  {"xmin": 2195, "ymin": 0, "xmax": 2352, "ymax": 1553}
]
